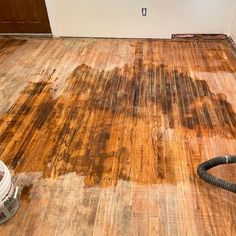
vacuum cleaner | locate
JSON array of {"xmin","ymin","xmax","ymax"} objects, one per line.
[{"xmin": 197, "ymin": 155, "xmax": 236, "ymax": 193}]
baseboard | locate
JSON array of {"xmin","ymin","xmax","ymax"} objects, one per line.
[{"xmin": 172, "ymin": 34, "xmax": 228, "ymax": 40}]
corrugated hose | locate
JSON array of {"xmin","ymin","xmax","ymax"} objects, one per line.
[{"xmin": 197, "ymin": 155, "xmax": 236, "ymax": 193}]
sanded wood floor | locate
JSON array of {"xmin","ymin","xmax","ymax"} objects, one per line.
[{"xmin": 0, "ymin": 36, "xmax": 235, "ymax": 236}]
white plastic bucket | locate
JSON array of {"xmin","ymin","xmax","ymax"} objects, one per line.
[{"xmin": 0, "ymin": 161, "xmax": 19, "ymax": 224}]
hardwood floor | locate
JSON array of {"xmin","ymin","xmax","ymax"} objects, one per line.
[{"xmin": 0, "ymin": 36, "xmax": 235, "ymax": 235}]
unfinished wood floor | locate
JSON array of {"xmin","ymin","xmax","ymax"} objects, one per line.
[{"xmin": 0, "ymin": 37, "xmax": 235, "ymax": 236}]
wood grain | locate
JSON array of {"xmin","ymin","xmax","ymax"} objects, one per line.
[{"xmin": 0, "ymin": 36, "xmax": 235, "ymax": 236}]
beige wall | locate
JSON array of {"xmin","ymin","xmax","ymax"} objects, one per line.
[{"xmin": 45, "ymin": 0, "xmax": 236, "ymax": 38}]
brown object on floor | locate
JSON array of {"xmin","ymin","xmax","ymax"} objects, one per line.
[
  {"xmin": 0, "ymin": 0, "xmax": 51, "ymax": 33},
  {"xmin": 0, "ymin": 37, "xmax": 235, "ymax": 235}
]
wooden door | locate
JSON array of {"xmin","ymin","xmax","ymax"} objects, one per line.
[{"xmin": 0, "ymin": 0, "xmax": 51, "ymax": 33}]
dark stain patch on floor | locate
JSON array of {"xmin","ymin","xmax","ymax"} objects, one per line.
[
  {"xmin": 0, "ymin": 41, "xmax": 235, "ymax": 187},
  {"xmin": 68, "ymin": 62, "xmax": 236, "ymax": 138},
  {"xmin": 20, "ymin": 184, "xmax": 33, "ymax": 203},
  {"xmin": 0, "ymin": 38, "xmax": 26, "ymax": 56}
]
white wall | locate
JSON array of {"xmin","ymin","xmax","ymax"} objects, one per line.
[
  {"xmin": 230, "ymin": 6, "xmax": 236, "ymax": 41},
  {"xmin": 45, "ymin": 0, "xmax": 236, "ymax": 38}
]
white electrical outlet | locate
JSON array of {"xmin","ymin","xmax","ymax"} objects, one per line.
[{"xmin": 142, "ymin": 8, "xmax": 147, "ymax": 16}]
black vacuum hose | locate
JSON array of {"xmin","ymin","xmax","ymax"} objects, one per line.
[{"xmin": 197, "ymin": 155, "xmax": 236, "ymax": 193}]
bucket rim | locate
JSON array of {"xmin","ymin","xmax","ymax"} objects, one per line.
[{"xmin": 0, "ymin": 161, "xmax": 10, "ymax": 186}]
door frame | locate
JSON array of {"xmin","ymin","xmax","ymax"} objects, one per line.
[{"xmin": 44, "ymin": 0, "xmax": 58, "ymax": 37}]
